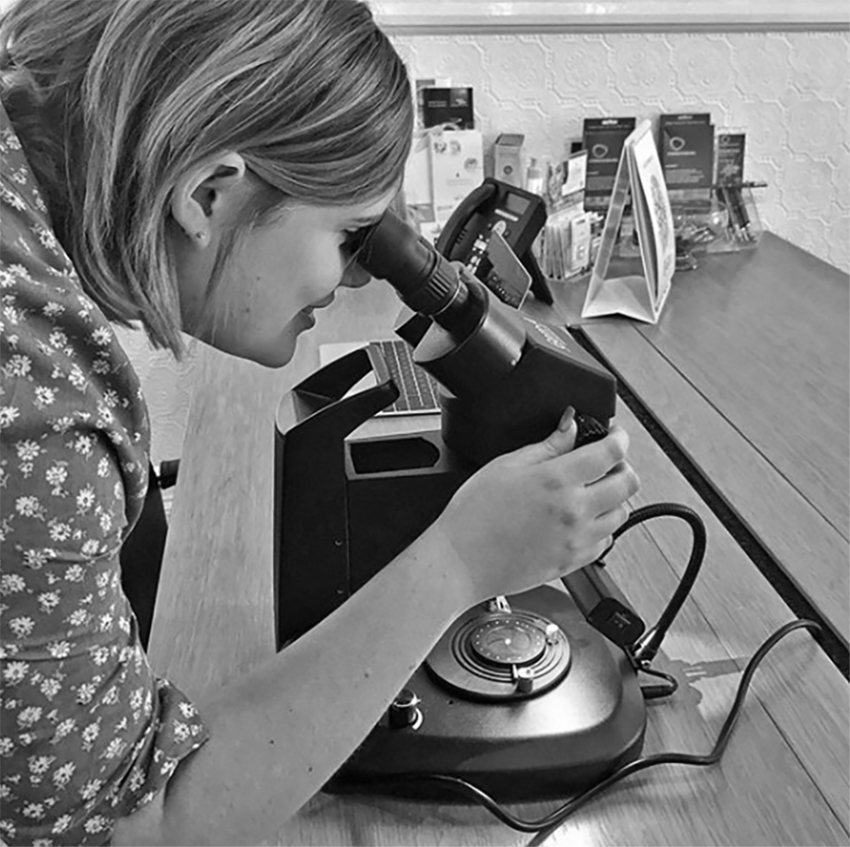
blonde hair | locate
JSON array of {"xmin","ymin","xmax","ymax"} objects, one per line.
[{"xmin": 0, "ymin": 0, "xmax": 413, "ymax": 355}]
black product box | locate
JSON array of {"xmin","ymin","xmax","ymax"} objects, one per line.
[
  {"xmin": 582, "ymin": 117, "xmax": 636, "ymax": 210},
  {"xmin": 659, "ymin": 113, "xmax": 714, "ymax": 190},
  {"xmin": 716, "ymin": 132, "xmax": 746, "ymax": 185},
  {"xmin": 421, "ymin": 87, "xmax": 475, "ymax": 130}
]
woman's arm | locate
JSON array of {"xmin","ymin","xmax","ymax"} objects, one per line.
[
  {"xmin": 113, "ymin": 419, "xmax": 638, "ymax": 846},
  {"xmin": 115, "ymin": 525, "xmax": 474, "ymax": 847}
]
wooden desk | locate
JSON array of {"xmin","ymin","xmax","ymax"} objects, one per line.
[
  {"xmin": 568, "ymin": 233, "xmax": 849, "ymax": 646},
  {"xmin": 148, "ymin": 280, "xmax": 849, "ymax": 846}
]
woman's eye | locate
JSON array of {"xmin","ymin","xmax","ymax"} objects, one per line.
[{"xmin": 342, "ymin": 228, "xmax": 367, "ymax": 253}]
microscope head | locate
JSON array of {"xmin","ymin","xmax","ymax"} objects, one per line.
[{"xmin": 352, "ymin": 209, "xmax": 617, "ymax": 465}]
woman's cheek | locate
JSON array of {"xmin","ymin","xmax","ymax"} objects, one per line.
[{"xmin": 342, "ymin": 261, "xmax": 371, "ymax": 289}]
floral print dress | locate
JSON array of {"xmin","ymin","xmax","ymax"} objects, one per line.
[{"xmin": 0, "ymin": 103, "xmax": 208, "ymax": 846}]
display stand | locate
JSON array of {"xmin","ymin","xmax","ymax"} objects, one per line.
[{"xmin": 582, "ymin": 120, "xmax": 675, "ymax": 324}]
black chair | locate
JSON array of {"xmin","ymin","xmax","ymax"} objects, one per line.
[{"xmin": 119, "ymin": 461, "xmax": 178, "ymax": 650}]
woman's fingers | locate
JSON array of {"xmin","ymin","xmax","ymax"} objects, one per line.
[
  {"xmin": 548, "ymin": 424, "xmax": 631, "ymax": 482},
  {"xmin": 586, "ymin": 460, "xmax": 640, "ymax": 518},
  {"xmin": 592, "ymin": 502, "xmax": 631, "ymax": 540},
  {"xmin": 504, "ymin": 406, "xmax": 577, "ymax": 465}
]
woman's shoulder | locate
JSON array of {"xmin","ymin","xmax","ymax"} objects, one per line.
[
  {"xmin": 2, "ymin": 103, "xmax": 99, "ymax": 337},
  {"xmin": 0, "ymin": 190, "xmax": 149, "ymax": 456},
  {"xmin": 1, "ymin": 102, "xmax": 151, "ymax": 514}
]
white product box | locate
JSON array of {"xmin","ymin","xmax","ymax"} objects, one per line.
[
  {"xmin": 429, "ymin": 129, "xmax": 484, "ymax": 224},
  {"xmin": 494, "ymin": 133, "xmax": 525, "ymax": 188}
]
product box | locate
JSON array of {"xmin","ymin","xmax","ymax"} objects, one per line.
[
  {"xmin": 554, "ymin": 150, "xmax": 588, "ymax": 211},
  {"xmin": 540, "ymin": 151, "xmax": 591, "ymax": 280},
  {"xmin": 659, "ymin": 113, "xmax": 715, "ymax": 190},
  {"xmin": 429, "ymin": 128, "xmax": 484, "ymax": 224},
  {"xmin": 542, "ymin": 206, "xmax": 593, "ymax": 282},
  {"xmin": 494, "ymin": 133, "xmax": 525, "ymax": 188},
  {"xmin": 569, "ymin": 213, "xmax": 593, "ymax": 270},
  {"xmin": 421, "ymin": 87, "xmax": 475, "ymax": 130},
  {"xmin": 539, "ymin": 151, "xmax": 587, "ymax": 212},
  {"xmin": 582, "ymin": 117, "xmax": 636, "ymax": 211},
  {"xmin": 716, "ymin": 131, "xmax": 746, "ymax": 185},
  {"xmin": 415, "ymin": 77, "xmax": 451, "ymax": 128}
]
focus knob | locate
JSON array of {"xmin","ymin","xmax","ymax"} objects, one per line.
[
  {"xmin": 515, "ymin": 667, "xmax": 535, "ymax": 694},
  {"xmin": 388, "ymin": 688, "xmax": 422, "ymax": 729}
]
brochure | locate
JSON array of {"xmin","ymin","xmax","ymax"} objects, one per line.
[
  {"xmin": 582, "ymin": 117, "xmax": 636, "ymax": 211},
  {"xmin": 659, "ymin": 113, "xmax": 714, "ymax": 191}
]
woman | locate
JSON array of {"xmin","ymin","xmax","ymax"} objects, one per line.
[{"xmin": 0, "ymin": 0, "xmax": 639, "ymax": 844}]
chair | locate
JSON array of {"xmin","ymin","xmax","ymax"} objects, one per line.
[{"xmin": 119, "ymin": 461, "xmax": 178, "ymax": 650}]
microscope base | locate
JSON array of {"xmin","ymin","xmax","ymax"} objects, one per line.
[{"xmin": 328, "ymin": 585, "xmax": 646, "ymax": 803}]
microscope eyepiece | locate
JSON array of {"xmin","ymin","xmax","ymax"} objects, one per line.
[{"xmin": 354, "ymin": 211, "xmax": 468, "ymax": 322}]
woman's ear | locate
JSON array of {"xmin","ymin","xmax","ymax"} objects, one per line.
[{"xmin": 170, "ymin": 152, "xmax": 248, "ymax": 248}]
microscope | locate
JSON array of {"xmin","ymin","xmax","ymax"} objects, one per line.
[{"xmin": 273, "ymin": 184, "xmax": 655, "ymax": 801}]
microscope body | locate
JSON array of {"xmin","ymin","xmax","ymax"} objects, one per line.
[
  {"xmin": 272, "ymin": 195, "xmax": 647, "ymax": 799},
  {"xmin": 271, "ymin": 299, "xmax": 645, "ymax": 798},
  {"xmin": 273, "ymin": 269, "xmax": 617, "ymax": 648},
  {"xmin": 416, "ymin": 279, "xmax": 616, "ymax": 464},
  {"xmin": 273, "ymin": 352, "xmax": 467, "ymax": 649}
]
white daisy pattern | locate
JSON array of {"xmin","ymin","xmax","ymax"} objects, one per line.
[{"xmin": 1, "ymin": 105, "xmax": 208, "ymax": 846}]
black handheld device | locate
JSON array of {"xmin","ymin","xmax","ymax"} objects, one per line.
[{"xmin": 436, "ymin": 177, "xmax": 552, "ymax": 304}]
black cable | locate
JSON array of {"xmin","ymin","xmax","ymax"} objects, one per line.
[
  {"xmin": 369, "ymin": 618, "xmax": 822, "ymax": 834},
  {"xmin": 608, "ymin": 503, "xmax": 707, "ymax": 666},
  {"xmin": 639, "ymin": 665, "xmax": 679, "ymax": 700}
]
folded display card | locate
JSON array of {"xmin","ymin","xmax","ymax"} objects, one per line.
[{"xmin": 582, "ymin": 119, "xmax": 676, "ymax": 324}]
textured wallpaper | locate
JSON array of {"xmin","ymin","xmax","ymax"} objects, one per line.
[{"xmin": 132, "ymin": 28, "xmax": 849, "ymax": 467}]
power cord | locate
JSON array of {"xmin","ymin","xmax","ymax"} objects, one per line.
[
  {"xmin": 565, "ymin": 502, "xmax": 706, "ymax": 697},
  {"xmin": 638, "ymin": 665, "xmax": 679, "ymax": 700},
  {"xmin": 615, "ymin": 502, "xmax": 707, "ymax": 667},
  {"xmin": 375, "ymin": 618, "xmax": 822, "ymax": 833}
]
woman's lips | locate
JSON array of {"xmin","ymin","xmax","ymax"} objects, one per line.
[
  {"xmin": 312, "ymin": 293, "xmax": 336, "ymax": 310},
  {"xmin": 299, "ymin": 293, "xmax": 335, "ymax": 323}
]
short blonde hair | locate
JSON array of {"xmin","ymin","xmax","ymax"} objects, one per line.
[{"xmin": 0, "ymin": 0, "xmax": 413, "ymax": 355}]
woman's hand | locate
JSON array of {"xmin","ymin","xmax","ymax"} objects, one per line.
[{"xmin": 429, "ymin": 409, "xmax": 639, "ymax": 606}]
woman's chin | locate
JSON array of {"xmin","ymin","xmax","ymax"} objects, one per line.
[
  {"xmin": 199, "ymin": 323, "xmax": 301, "ymax": 369},
  {"xmin": 248, "ymin": 332, "xmax": 300, "ymax": 369}
]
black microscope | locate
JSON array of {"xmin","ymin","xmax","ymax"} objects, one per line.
[{"xmin": 273, "ymin": 184, "xmax": 656, "ymax": 801}]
